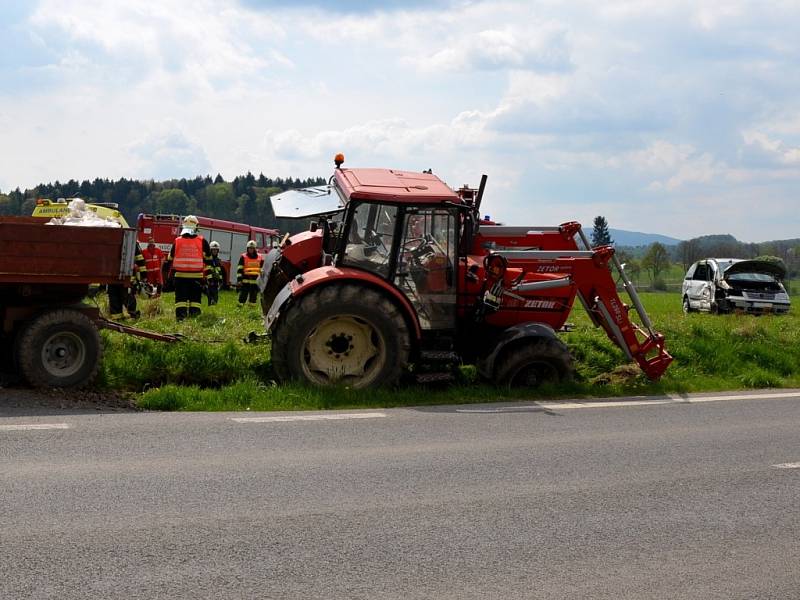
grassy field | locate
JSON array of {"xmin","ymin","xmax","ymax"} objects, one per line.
[{"xmin": 95, "ymin": 287, "xmax": 800, "ymax": 411}]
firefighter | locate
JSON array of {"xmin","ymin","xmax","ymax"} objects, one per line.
[
  {"xmin": 142, "ymin": 237, "xmax": 165, "ymax": 296},
  {"xmin": 236, "ymin": 240, "xmax": 263, "ymax": 307},
  {"xmin": 206, "ymin": 240, "xmax": 224, "ymax": 306},
  {"xmin": 165, "ymin": 215, "xmax": 212, "ymax": 320},
  {"xmin": 108, "ymin": 243, "xmax": 146, "ymax": 319}
]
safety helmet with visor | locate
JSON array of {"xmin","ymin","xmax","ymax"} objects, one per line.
[
  {"xmin": 246, "ymin": 240, "xmax": 257, "ymax": 250},
  {"xmin": 209, "ymin": 240, "xmax": 220, "ymax": 250}
]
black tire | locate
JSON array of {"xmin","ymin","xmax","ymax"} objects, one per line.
[
  {"xmin": 271, "ymin": 284, "xmax": 411, "ymax": 388},
  {"xmin": 493, "ymin": 337, "xmax": 574, "ymax": 388},
  {"xmin": 16, "ymin": 309, "xmax": 102, "ymax": 389},
  {"xmin": 682, "ymin": 295, "xmax": 694, "ymax": 314}
]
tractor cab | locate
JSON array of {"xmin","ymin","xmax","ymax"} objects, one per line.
[
  {"xmin": 329, "ymin": 168, "xmax": 463, "ymax": 331},
  {"xmin": 336, "ymin": 199, "xmax": 459, "ymax": 330}
]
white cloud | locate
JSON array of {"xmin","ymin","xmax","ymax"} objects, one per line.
[
  {"xmin": 127, "ymin": 125, "xmax": 212, "ymax": 180},
  {"xmin": 2, "ymin": 0, "xmax": 800, "ymax": 240},
  {"xmin": 269, "ymin": 114, "xmax": 496, "ymax": 163},
  {"xmin": 741, "ymin": 131, "xmax": 800, "ymax": 167},
  {"xmin": 29, "ymin": 0, "xmax": 289, "ymax": 90},
  {"xmin": 410, "ymin": 25, "xmax": 571, "ymax": 73},
  {"xmin": 646, "ymin": 153, "xmax": 720, "ymax": 191}
]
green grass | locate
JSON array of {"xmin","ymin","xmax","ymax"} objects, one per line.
[{"xmin": 95, "ymin": 289, "xmax": 800, "ymax": 411}]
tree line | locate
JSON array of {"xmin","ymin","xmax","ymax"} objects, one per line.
[{"xmin": 0, "ymin": 172, "xmax": 327, "ymax": 233}]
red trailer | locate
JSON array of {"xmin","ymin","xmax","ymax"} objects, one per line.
[
  {"xmin": 137, "ymin": 214, "xmax": 279, "ymax": 286},
  {"xmin": 0, "ymin": 217, "xmax": 178, "ymax": 388}
]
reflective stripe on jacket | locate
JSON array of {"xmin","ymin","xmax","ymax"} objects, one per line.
[
  {"xmin": 239, "ymin": 252, "xmax": 263, "ymax": 281},
  {"xmin": 173, "ymin": 237, "xmax": 205, "ymax": 272},
  {"xmin": 207, "ymin": 258, "xmax": 224, "ymax": 283}
]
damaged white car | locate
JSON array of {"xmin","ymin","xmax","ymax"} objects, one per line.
[{"xmin": 682, "ymin": 258, "xmax": 791, "ymax": 315}]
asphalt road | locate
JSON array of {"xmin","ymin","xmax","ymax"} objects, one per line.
[{"xmin": 2, "ymin": 390, "xmax": 800, "ymax": 599}]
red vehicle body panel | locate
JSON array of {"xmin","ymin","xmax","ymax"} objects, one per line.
[
  {"xmin": 280, "ymin": 229, "xmax": 324, "ymax": 271},
  {"xmin": 0, "ymin": 217, "xmax": 135, "ymax": 285},
  {"xmin": 289, "ymin": 266, "xmax": 422, "ymax": 339},
  {"xmin": 335, "ymin": 168, "xmax": 460, "ymax": 204}
]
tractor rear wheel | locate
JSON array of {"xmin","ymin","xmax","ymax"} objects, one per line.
[
  {"xmin": 271, "ymin": 284, "xmax": 411, "ymax": 388},
  {"xmin": 16, "ymin": 309, "xmax": 102, "ymax": 388},
  {"xmin": 494, "ymin": 337, "xmax": 574, "ymax": 388}
]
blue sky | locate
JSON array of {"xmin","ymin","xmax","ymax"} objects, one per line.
[{"xmin": 1, "ymin": 0, "xmax": 798, "ymax": 241}]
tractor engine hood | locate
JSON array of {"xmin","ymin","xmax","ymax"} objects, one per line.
[{"xmin": 723, "ymin": 259, "xmax": 787, "ymax": 280}]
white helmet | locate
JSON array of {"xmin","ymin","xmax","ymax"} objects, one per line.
[
  {"xmin": 246, "ymin": 240, "xmax": 257, "ymax": 249},
  {"xmin": 181, "ymin": 215, "xmax": 199, "ymax": 235},
  {"xmin": 209, "ymin": 241, "xmax": 220, "ymax": 250}
]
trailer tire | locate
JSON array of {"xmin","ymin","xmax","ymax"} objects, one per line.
[
  {"xmin": 17, "ymin": 309, "xmax": 102, "ymax": 389},
  {"xmin": 493, "ymin": 337, "xmax": 574, "ymax": 388},
  {"xmin": 271, "ymin": 284, "xmax": 410, "ymax": 389}
]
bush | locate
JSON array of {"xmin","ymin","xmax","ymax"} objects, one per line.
[{"xmin": 651, "ymin": 278, "xmax": 667, "ymax": 291}]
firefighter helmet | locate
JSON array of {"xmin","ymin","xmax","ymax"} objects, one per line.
[
  {"xmin": 246, "ymin": 240, "xmax": 257, "ymax": 249},
  {"xmin": 210, "ymin": 240, "xmax": 220, "ymax": 250},
  {"xmin": 181, "ymin": 215, "xmax": 199, "ymax": 235}
]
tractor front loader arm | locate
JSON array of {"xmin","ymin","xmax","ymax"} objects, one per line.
[
  {"xmin": 484, "ymin": 223, "xmax": 673, "ymax": 381},
  {"xmin": 569, "ymin": 246, "xmax": 673, "ymax": 380}
]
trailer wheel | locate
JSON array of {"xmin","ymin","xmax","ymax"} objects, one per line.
[
  {"xmin": 17, "ymin": 309, "xmax": 102, "ymax": 389},
  {"xmin": 493, "ymin": 338, "xmax": 574, "ymax": 388},
  {"xmin": 271, "ymin": 284, "xmax": 411, "ymax": 389}
]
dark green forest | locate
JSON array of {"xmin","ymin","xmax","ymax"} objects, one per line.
[{"xmin": 0, "ymin": 172, "xmax": 326, "ymax": 233}]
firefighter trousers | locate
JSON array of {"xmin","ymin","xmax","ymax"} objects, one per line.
[
  {"xmin": 174, "ymin": 277, "xmax": 203, "ymax": 320},
  {"xmin": 238, "ymin": 282, "xmax": 259, "ymax": 305},
  {"xmin": 207, "ymin": 282, "xmax": 219, "ymax": 306}
]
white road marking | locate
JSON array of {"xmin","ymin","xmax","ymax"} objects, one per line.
[
  {"xmin": 231, "ymin": 412, "xmax": 387, "ymax": 423},
  {"xmin": 457, "ymin": 391, "xmax": 800, "ymax": 413},
  {"xmin": 772, "ymin": 462, "xmax": 800, "ymax": 469},
  {"xmin": 0, "ymin": 423, "xmax": 71, "ymax": 431}
]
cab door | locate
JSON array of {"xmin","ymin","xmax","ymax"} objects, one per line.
[{"xmin": 393, "ymin": 207, "xmax": 458, "ymax": 330}]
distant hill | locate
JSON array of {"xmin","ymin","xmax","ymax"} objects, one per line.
[{"xmin": 610, "ymin": 229, "xmax": 682, "ymax": 247}]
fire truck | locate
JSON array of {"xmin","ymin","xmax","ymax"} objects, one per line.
[{"xmin": 137, "ymin": 214, "xmax": 279, "ymax": 286}]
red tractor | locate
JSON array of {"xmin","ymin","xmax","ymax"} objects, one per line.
[{"xmin": 260, "ymin": 159, "xmax": 673, "ymax": 388}]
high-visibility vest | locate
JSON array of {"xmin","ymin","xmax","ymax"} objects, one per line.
[
  {"xmin": 173, "ymin": 236, "xmax": 205, "ymax": 272},
  {"xmin": 241, "ymin": 253, "xmax": 262, "ymax": 278},
  {"xmin": 143, "ymin": 247, "xmax": 164, "ymax": 272}
]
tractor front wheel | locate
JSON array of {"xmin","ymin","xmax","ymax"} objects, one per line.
[
  {"xmin": 494, "ymin": 337, "xmax": 574, "ymax": 388},
  {"xmin": 271, "ymin": 284, "xmax": 411, "ymax": 388}
]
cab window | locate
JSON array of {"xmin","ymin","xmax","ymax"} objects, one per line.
[{"xmin": 340, "ymin": 203, "xmax": 398, "ymax": 277}]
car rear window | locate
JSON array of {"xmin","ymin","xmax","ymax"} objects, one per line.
[{"xmin": 727, "ymin": 272, "xmax": 777, "ymax": 282}]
